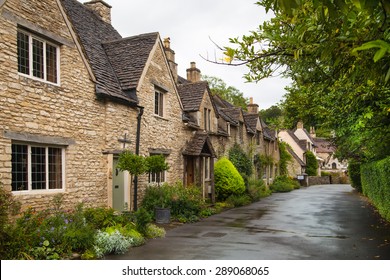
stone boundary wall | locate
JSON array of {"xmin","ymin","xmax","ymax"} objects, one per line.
[{"xmin": 308, "ymin": 176, "xmax": 331, "ymax": 186}]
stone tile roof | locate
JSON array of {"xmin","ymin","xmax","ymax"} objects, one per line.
[
  {"xmin": 286, "ymin": 146, "xmax": 306, "ymax": 167},
  {"xmin": 261, "ymin": 119, "xmax": 276, "ymax": 141},
  {"xmin": 182, "ymin": 131, "xmax": 216, "ymax": 157},
  {"xmin": 314, "ymin": 137, "xmax": 335, "ymax": 153},
  {"xmin": 243, "ymin": 113, "xmax": 258, "ymax": 134},
  {"xmin": 61, "ymin": 0, "xmax": 156, "ymax": 105},
  {"xmin": 103, "ymin": 33, "xmax": 158, "ymax": 91},
  {"xmin": 177, "ymin": 81, "xmax": 209, "ymax": 112}
]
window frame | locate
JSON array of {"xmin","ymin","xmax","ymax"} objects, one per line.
[
  {"xmin": 154, "ymin": 88, "xmax": 165, "ymax": 117},
  {"xmin": 148, "ymin": 154, "xmax": 167, "ymax": 184},
  {"xmin": 17, "ymin": 29, "xmax": 60, "ymax": 85},
  {"xmin": 11, "ymin": 143, "xmax": 65, "ymax": 193}
]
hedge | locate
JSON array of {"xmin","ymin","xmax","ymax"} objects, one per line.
[
  {"xmin": 348, "ymin": 159, "xmax": 362, "ymax": 192},
  {"xmin": 361, "ymin": 156, "xmax": 390, "ymax": 222}
]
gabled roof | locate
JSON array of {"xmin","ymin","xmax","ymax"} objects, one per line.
[
  {"xmin": 286, "ymin": 146, "xmax": 306, "ymax": 167},
  {"xmin": 182, "ymin": 131, "xmax": 216, "ymax": 158},
  {"xmin": 103, "ymin": 33, "xmax": 158, "ymax": 91},
  {"xmin": 178, "ymin": 81, "xmax": 209, "ymax": 112},
  {"xmin": 314, "ymin": 137, "xmax": 335, "ymax": 153},
  {"xmin": 261, "ymin": 119, "xmax": 276, "ymax": 141},
  {"xmin": 61, "ymin": 0, "xmax": 159, "ymax": 105},
  {"xmin": 243, "ymin": 113, "xmax": 259, "ymax": 134}
]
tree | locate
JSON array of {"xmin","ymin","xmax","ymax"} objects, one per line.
[
  {"xmin": 224, "ymin": 0, "xmax": 390, "ymax": 162},
  {"xmin": 202, "ymin": 75, "xmax": 249, "ymax": 110},
  {"xmin": 305, "ymin": 151, "xmax": 318, "ymax": 176},
  {"xmin": 259, "ymin": 105, "xmax": 283, "ymax": 128}
]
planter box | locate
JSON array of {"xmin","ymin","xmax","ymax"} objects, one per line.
[{"xmin": 155, "ymin": 207, "xmax": 171, "ymax": 224}]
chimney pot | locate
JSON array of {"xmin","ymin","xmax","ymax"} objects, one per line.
[
  {"xmin": 247, "ymin": 97, "xmax": 259, "ymax": 114},
  {"xmin": 186, "ymin": 62, "xmax": 201, "ymax": 83},
  {"xmin": 163, "ymin": 37, "xmax": 178, "ymax": 83}
]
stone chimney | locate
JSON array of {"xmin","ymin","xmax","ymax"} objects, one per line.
[
  {"xmin": 310, "ymin": 126, "xmax": 316, "ymax": 138},
  {"xmin": 163, "ymin": 37, "xmax": 178, "ymax": 83},
  {"xmin": 247, "ymin": 97, "xmax": 259, "ymax": 114},
  {"xmin": 186, "ymin": 62, "xmax": 201, "ymax": 83},
  {"xmin": 84, "ymin": 1, "xmax": 112, "ymax": 24},
  {"xmin": 296, "ymin": 120, "xmax": 304, "ymax": 129}
]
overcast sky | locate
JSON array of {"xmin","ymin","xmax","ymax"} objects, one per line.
[{"xmin": 82, "ymin": 0, "xmax": 291, "ymax": 109}]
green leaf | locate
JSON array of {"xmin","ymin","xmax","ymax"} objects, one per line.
[{"xmin": 373, "ymin": 48, "xmax": 387, "ymax": 62}]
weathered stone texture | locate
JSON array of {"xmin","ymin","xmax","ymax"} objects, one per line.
[{"xmin": 0, "ymin": 0, "xmax": 109, "ymax": 211}]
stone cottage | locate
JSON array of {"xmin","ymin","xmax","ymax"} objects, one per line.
[{"xmin": 0, "ymin": 0, "xmax": 191, "ymax": 211}]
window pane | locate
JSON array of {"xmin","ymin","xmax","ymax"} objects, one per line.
[
  {"xmin": 48, "ymin": 148, "xmax": 62, "ymax": 189},
  {"xmin": 154, "ymin": 92, "xmax": 159, "ymax": 115},
  {"xmin": 159, "ymin": 92, "xmax": 164, "ymax": 116},
  {"xmin": 31, "ymin": 147, "xmax": 46, "ymax": 190},
  {"xmin": 17, "ymin": 32, "xmax": 30, "ymax": 75},
  {"xmin": 46, "ymin": 43, "xmax": 57, "ymax": 83},
  {"xmin": 11, "ymin": 144, "xmax": 28, "ymax": 191},
  {"xmin": 32, "ymin": 38, "xmax": 44, "ymax": 79}
]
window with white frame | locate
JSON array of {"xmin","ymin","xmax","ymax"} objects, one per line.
[
  {"xmin": 154, "ymin": 89, "xmax": 165, "ymax": 117},
  {"xmin": 11, "ymin": 143, "xmax": 65, "ymax": 192},
  {"xmin": 17, "ymin": 30, "xmax": 59, "ymax": 84},
  {"xmin": 148, "ymin": 154, "xmax": 167, "ymax": 184}
]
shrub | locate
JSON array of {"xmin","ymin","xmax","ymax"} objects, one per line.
[
  {"xmin": 228, "ymin": 143, "xmax": 253, "ymax": 178},
  {"xmin": 305, "ymin": 151, "xmax": 318, "ymax": 176},
  {"xmin": 214, "ymin": 157, "xmax": 246, "ymax": 201},
  {"xmin": 348, "ymin": 159, "xmax": 362, "ymax": 192},
  {"xmin": 361, "ymin": 157, "xmax": 390, "ymax": 221},
  {"xmin": 226, "ymin": 194, "xmax": 252, "ymax": 207},
  {"xmin": 145, "ymin": 224, "xmax": 166, "ymax": 239},
  {"xmin": 94, "ymin": 229, "xmax": 132, "ymax": 258},
  {"xmin": 134, "ymin": 207, "xmax": 152, "ymax": 235},
  {"xmin": 83, "ymin": 207, "xmax": 118, "ymax": 229},
  {"xmin": 247, "ymin": 178, "xmax": 271, "ymax": 201},
  {"xmin": 270, "ymin": 176, "xmax": 300, "ymax": 193},
  {"xmin": 141, "ymin": 182, "xmax": 204, "ymax": 222}
]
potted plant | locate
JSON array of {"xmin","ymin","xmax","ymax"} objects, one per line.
[
  {"xmin": 145, "ymin": 155, "xmax": 171, "ymax": 224},
  {"xmin": 117, "ymin": 151, "xmax": 147, "ymax": 211}
]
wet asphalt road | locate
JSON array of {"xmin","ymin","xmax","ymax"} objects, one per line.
[{"xmin": 107, "ymin": 185, "xmax": 390, "ymax": 260}]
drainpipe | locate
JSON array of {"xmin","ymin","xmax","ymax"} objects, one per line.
[{"xmin": 133, "ymin": 106, "xmax": 144, "ymax": 211}]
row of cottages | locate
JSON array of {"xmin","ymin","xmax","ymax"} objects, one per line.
[
  {"xmin": 278, "ymin": 121, "xmax": 347, "ymax": 178},
  {"xmin": 0, "ymin": 0, "xmax": 278, "ymax": 212}
]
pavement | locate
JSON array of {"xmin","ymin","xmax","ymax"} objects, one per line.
[{"xmin": 106, "ymin": 184, "xmax": 390, "ymax": 260}]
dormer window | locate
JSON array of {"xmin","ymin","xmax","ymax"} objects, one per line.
[{"xmin": 17, "ymin": 30, "xmax": 59, "ymax": 84}]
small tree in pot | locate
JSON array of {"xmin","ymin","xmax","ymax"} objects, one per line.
[
  {"xmin": 117, "ymin": 151, "xmax": 147, "ymax": 211},
  {"xmin": 145, "ymin": 155, "xmax": 171, "ymax": 224}
]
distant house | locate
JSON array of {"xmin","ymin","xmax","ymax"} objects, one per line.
[
  {"xmin": 278, "ymin": 121, "xmax": 323, "ymax": 177},
  {"xmin": 313, "ymin": 137, "xmax": 348, "ymax": 172}
]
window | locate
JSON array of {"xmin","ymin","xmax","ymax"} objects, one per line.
[
  {"xmin": 12, "ymin": 143, "xmax": 64, "ymax": 192},
  {"xmin": 204, "ymin": 108, "xmax": 211, "ymax": 131},
  {"xmin": 154, "ymin": 90, "xmax": 164, "ymax": 117},
  {"xmin": 17, "ymin": 30, "xmax": 59, "ymax": 84},
  {"xmin": 148, "ymin": 154, "xmax": 167, "ymax": 184}
]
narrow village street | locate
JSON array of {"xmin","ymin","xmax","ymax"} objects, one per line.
[{"xmin": 107, "ymin": 184, "xmax": 390, "ymax": 260}]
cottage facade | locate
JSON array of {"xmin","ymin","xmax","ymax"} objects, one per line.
[{"xmin": 1, "ymin": 0, "xmax": 279, "ymax": 212}]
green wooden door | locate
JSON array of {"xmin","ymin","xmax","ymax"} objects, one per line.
[{"xmin": 112, "ymin": 158, "xmax": 125, "ymax": 211}]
